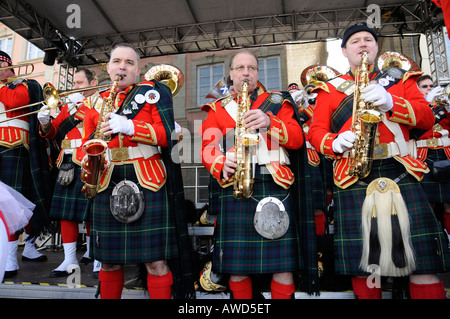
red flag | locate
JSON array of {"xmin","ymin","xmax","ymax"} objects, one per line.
[{"xmin": 432, "ymin": 0, "xmax": 450, "ymax": 39}]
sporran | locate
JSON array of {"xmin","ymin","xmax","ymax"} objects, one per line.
[{"xmin": 110, "ymin": 180, "xmax": 145, "ymax": 223}]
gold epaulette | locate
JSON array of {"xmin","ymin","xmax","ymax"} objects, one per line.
[
  {"xmin": 312, "ymin": 82, "xmax": 330, "ymax": 94},
  {"xmin": 402, "ymin": 71, "xmax": 423, "ymax": 83}
]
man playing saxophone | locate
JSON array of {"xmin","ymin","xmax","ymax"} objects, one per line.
[
  {"xmin": 79, "ymin": 43, "xmax": 193, "ymax": 299},
  {"xmin": 308, "ymin": 22, "xmax": 450, "ymax": 299},
  {"xmin": 200, "ymin": 49, "xmax": 318, "ymax": 299}
]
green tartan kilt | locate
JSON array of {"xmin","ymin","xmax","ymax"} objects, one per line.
[
  {"xmin": 49, "ymin": 155, "xmax": 90, "ymax": 222},
  {"xmin": 333, "ymin": 157, "xmax": 450, "ymax": 276},
  {"xmin": 420, "ymin": 148, "xmax": 450, "ymax": 203},
  {"xmin": 212, "ymin": 166, "xmax": 300, "ymax": 274},
  {"xmin": 310, "ymin": 163, "xmax": 327, "ymax": 210},
  {"xmin": 90, "ymin": 163, "xmax": 179, "ymax": 264},
  {"xmin": 0, "ymin": 145, "xmax": 31, "ymax": 197}
]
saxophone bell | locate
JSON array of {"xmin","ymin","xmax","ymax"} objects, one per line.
[{"xmin": 81, "ymin": 139, "xmax": 108, "ymax": 199}]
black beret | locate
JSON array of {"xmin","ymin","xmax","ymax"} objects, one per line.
[{"xmin": 341, "ymin": 22, "xmax": 378, "ymax": 48}]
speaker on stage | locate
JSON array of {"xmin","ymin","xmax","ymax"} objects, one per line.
[{"xmin": 43, "ymin": 49, "xmax": 58, "ymax": 66}]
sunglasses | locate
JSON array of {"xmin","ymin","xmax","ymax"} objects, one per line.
[{"xmin": 420, "ymin": 84, "xmax": 434, "ymax": 89}]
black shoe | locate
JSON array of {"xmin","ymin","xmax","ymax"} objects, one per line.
[
  {"xmin": 80, "ymin": 256, "xmax": 92, "ymax": 265},
  {"xmin": 49, "ymin": 270, "xmax": 69, "ymax": 278},
  {"xmin": 22, "ymin": 255, "xmax": 48, "ymax": 262},
  {"xmin": 3, "ymin": 270, "xmax": 18, "ymax": 278}
]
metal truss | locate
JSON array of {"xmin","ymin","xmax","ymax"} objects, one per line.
[
  {"xmin": 78, "ymin": 2, "xmax": 431, "ymax": 65},
  {"xmin": 426, "ymin": 26, "xmax": 450, "ymax": 85},
  {"xmin": 0, "ymin": 0, "xmax": 441, "ymax": 66}
]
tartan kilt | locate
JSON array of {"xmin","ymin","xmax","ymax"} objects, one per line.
[
  {"xmin": 333, "ymin": 157, "xmax": 450, "ymax": 276},
  {"xmin": 212, "ymin": 165, "xmax": 300, "ymax": 274},
  {"xmin": 310, "ymin": 163, "xmax": 327, "ymax": 210},
  {"xmin": 0, "ymin": 145, "xmax": 31, "ymax": 197},
  {"xmin": 420, "ymin": 148, "xmax": 450, "ymax": 203},
  {"xmin": 49, "ymin": 155, "xmax": 90, "ymax": 221},
  {"xmin": 89, "ymin": 162, "xmax": 179, "ymax": 264}
]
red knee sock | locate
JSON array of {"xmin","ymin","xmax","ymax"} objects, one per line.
[
  {"xmin": 351, "ymin": 277, "xmax": 382, "ymax": 299},
  {"xmin": 443, "ymin": 212, "xmax": 450, "ymax": 233},
  {"xmin": 314, "ymin": 210, "xmax": 326, "ymax": 235},
  {"xmin": 271, "ymin": 279, "xmax": 295, "ymax": 299},
  {"xmin": 99, "ymin": 269, "xmax": 124, "ymax": 299},
  {"xmin": 60, "ymin": 220, "xmax": 79, "ymax": 243},
  {"xmin": 229, "ymin": 277, "xmax": 252, "ymax": 299},
  {"xmin": 85, "ymin": 222, "xmax": 91, "ymax": 237},
  {"xmin": 409, "ymin": 281, "xmax": 446, "ymax": 299},
  {"xmin": 147, "ymin": 271, "xmax": 173, "ymax": 299}
]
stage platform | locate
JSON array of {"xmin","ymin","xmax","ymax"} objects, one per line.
[{"xmin": 1, "ymin": 242, "xmax": 449, "ymax": 299}]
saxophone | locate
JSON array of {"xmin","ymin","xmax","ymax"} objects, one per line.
[
  {"xmin": 348, "ymin": 52, "xmax": 383, "ymax": 179},
  {"xmin": 233, "ymin": 80, "xmax": 260, "ymax": 198},
  {"xmin": 81, "ymin": 75, "xmax": 122, "ymax": 199}
]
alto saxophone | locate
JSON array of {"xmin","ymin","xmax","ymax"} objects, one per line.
[
  {"xmin": 348, "ymin": 52, "xmax": 383, "ymax": 179},
  {"xmin": 233, "ymin": 80, "xmax": 260, "ymax": 198},
  {"xmin": 81, "ymin": 75, "xmax": 122, "ymax": 199}
]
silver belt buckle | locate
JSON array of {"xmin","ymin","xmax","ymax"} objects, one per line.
[{"xmin": 253, "ymin": 196, "xmax": 289, "ymax": 240}]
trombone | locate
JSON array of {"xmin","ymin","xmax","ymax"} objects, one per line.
[
  {"xmin": 0, "ymin": 62, "xmax": 34, "ymax": 77},
  {"xmin": 0, "ymin": 82, "xmax": 112, "ymax": 124}
]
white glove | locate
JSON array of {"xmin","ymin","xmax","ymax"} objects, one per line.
[
  {"xmin": 426, "ymin": 86, "xmax": 443, "ymax": 103},
  {"xmin": 332, "ymin": 131, "xmax": 356, "ymax": 154},
  {"xmin": 108, "ymin": 113, "xmax": 135, "ymax": 136},
  {"xmin": 67, "ymin": 92, "xmax": 85, "ymax": 105},
  {"xmin": 361, "ymin": 83, "xmax": 393, "ymax": 112},
  {"xmin": 37, "ymin": 105, "xmax": 51, "ymax": 125},
  {"xmin": 290, "ymin": 90, "xmax": 308, "ymax": 108}
]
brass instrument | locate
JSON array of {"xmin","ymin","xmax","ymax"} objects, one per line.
[
  {"xmin": 1, "ymin": 63, "xmax": 35, "ymax": 82},
  {"xmin": 301, "ymin": 65, "xmax": 341, "ymax": 94},
  {"xmin": 144, "ymin": 64, "xmax": 184, "ymax": 97},
  {"xmin": 377, "ymin": 51, "xmax": 421, "ymax": 72},
  {"xmin": 233, "ymin": 80, "xmax": 259, "ymax": 198},
  {"xmin": 81, "ymin": 75, "xmax": 122, "ymax": 199},
  {"xmin": 0, "ymin": 82, "xmax": 112, "ymax": 124},
  {"xmin": 434, "ymin": 91, "xmax": 450, "ymax": 107},
  {"xmin": 348, "ymin": 52, "xmax": 383, "ymax": 179}
]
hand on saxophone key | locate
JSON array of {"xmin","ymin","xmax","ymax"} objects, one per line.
[
  {"xmin": 332, "ymin": 131, "xmax": 356, "ymax": 154},
  {"xmin": 101, "ymin": 112, "xmax": 135, "ymax": 136},
  {"xmin": 223, "ymin": 152, "xmax": 237, "ymax": 180},
  {"xmin": 243, "ymin": 109, "xmax": 271, "ymax": 130},
  {"xmin": 361, "ymin": 83, "xmax": 393, "ymax": 112}
]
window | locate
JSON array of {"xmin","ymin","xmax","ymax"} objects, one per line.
[
  {"xmin": 197, "ymin": 64, "xmax": 225, "ymax": 106},
  {"xmin": 181, "ymin": 166, "xmax": 210, "ymax": 204},
  {"xmin": 0, "ymin": 38, "xmax": 12, "ymax": 56},
  {"xmin": 258, "ymin": 56, "xmax": 281, "ymax": 91},
  {"xmin": 27, "ymin": 42, "xmax": 44, "ymax": 60}
]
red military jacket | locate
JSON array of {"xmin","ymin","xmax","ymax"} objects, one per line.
[
  {"xmin": 0, "ymin": 79, "xmax": 31, "ymax": 148},
  {"xmin": 80, "ymin": 81, "xmax": 169, "ymax": 193},
  {"xmin": 300, "ymin": 103, "xmax": 321, "ymax": 166},
  {"xmin": 200, "ymin": 87, "xmax": 303, "ymax": 189},
  {"xmin": 414, "ymin": 101, "xmax": 450, "ymax": 161},
  {"xmin": 309, "ymin": 68, "xmax": 435, "ymax": 189}
]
